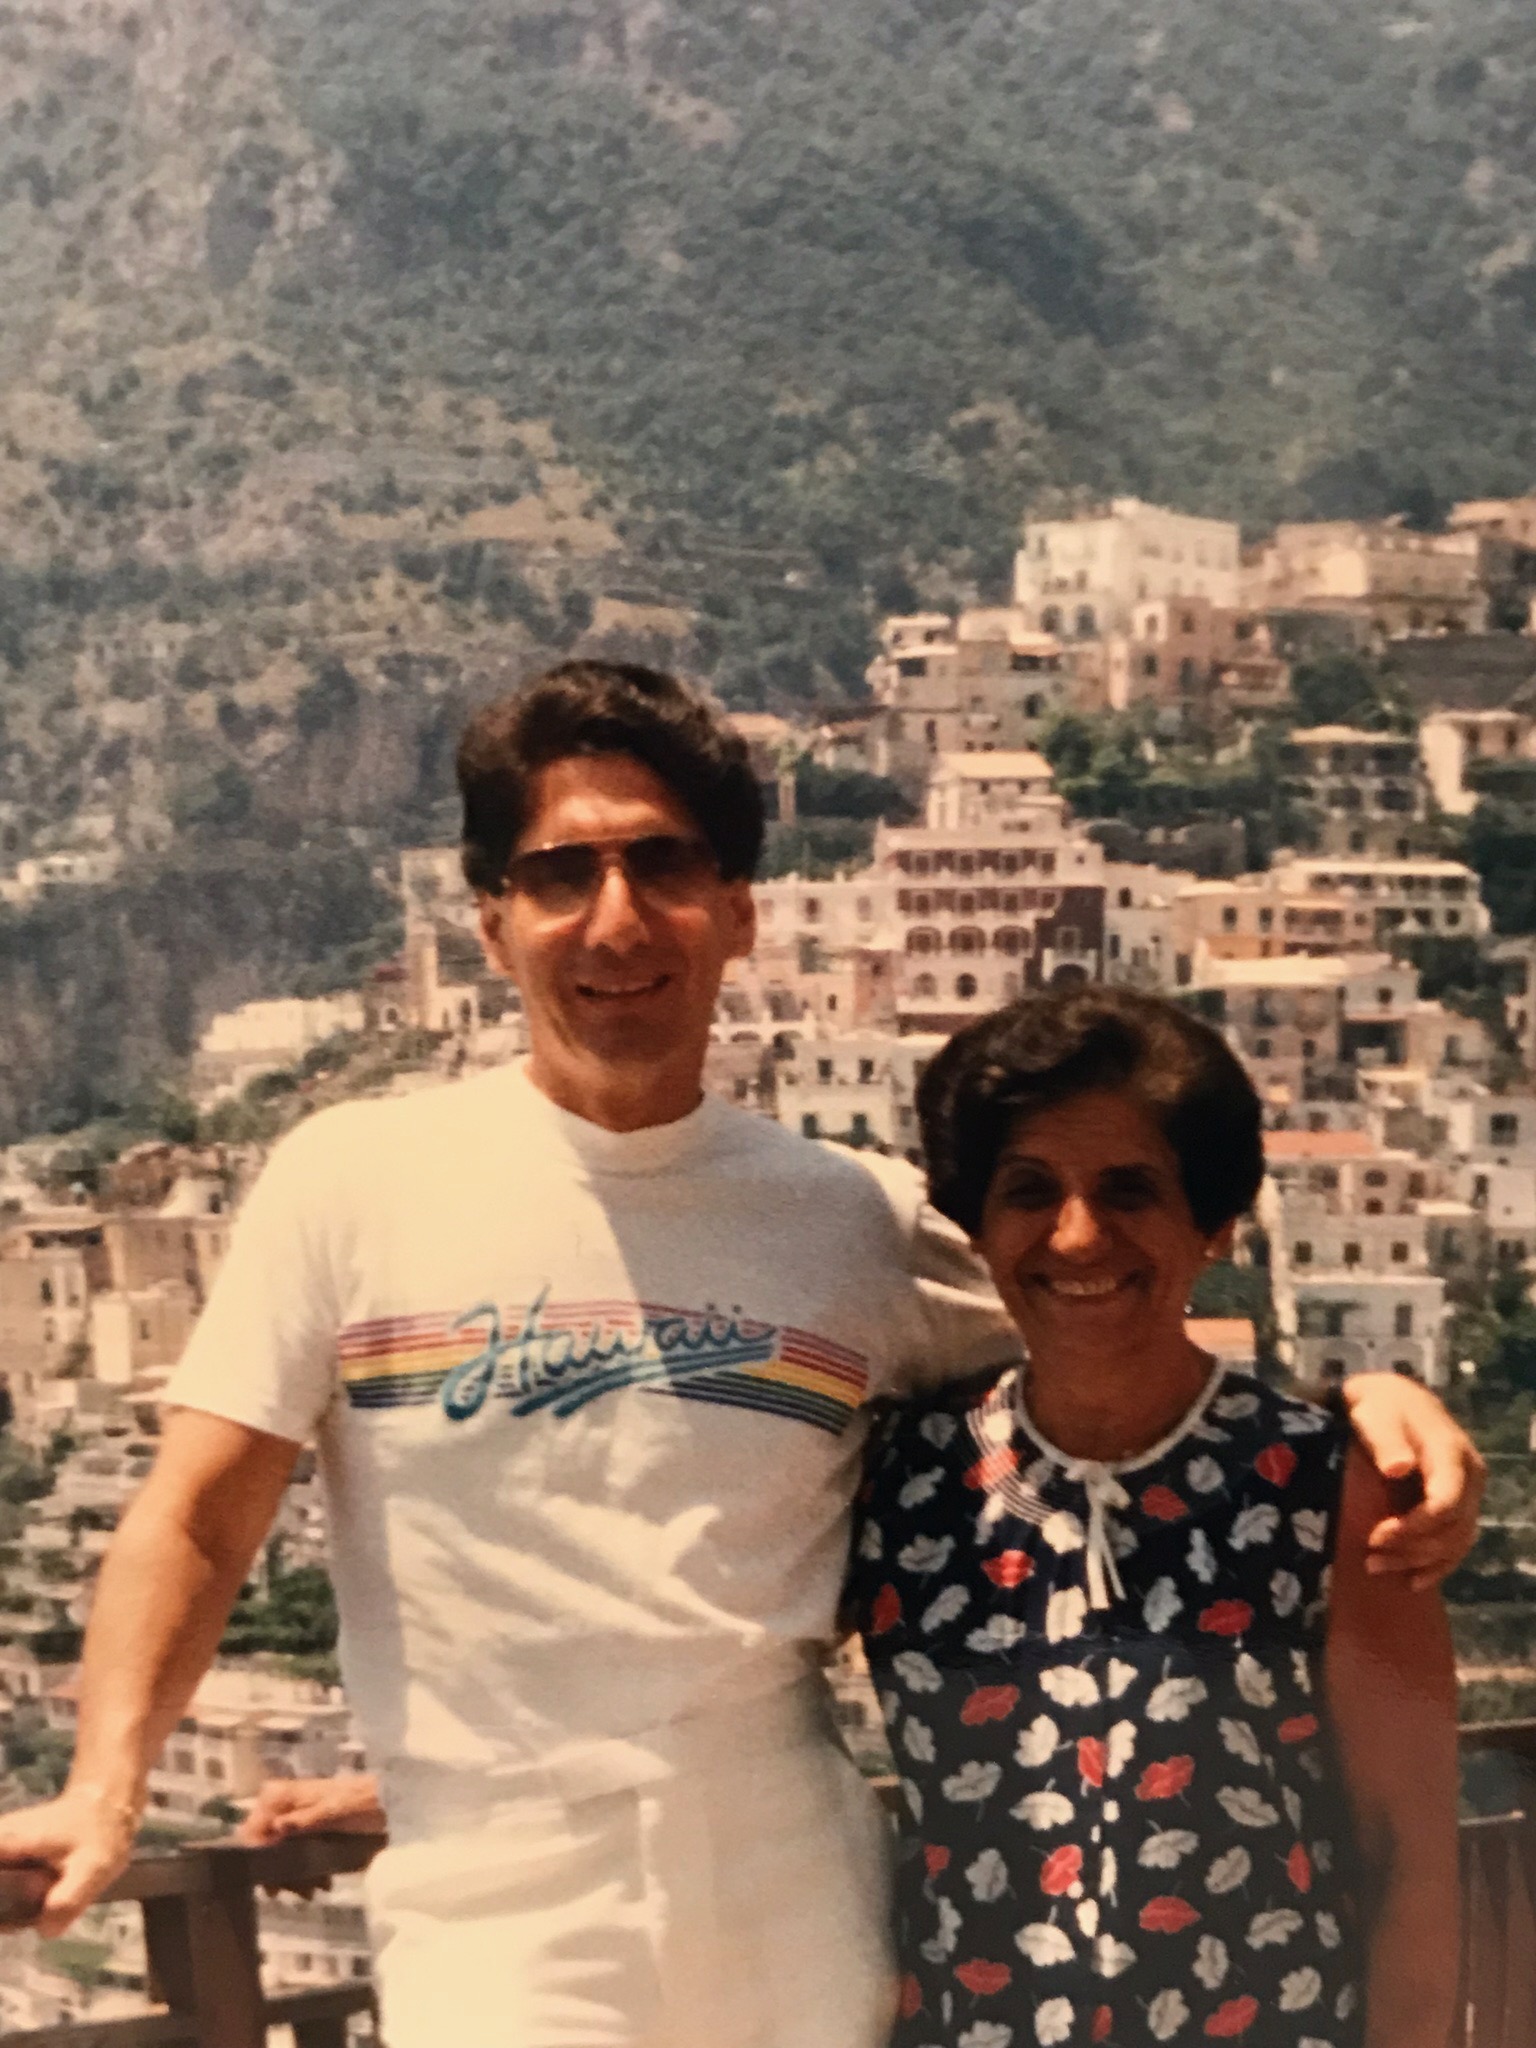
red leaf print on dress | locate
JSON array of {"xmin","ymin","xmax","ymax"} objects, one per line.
[
  {"xmin": 1039, "ymin": 1844, "xmax": 1084, "ymax": 1895},
  {"xmin": 1092, "ymin": 2007, "xmax": 1113, "ymax": 2042},
  {"xmin": 982, "ymin": 1550, "xmax": 1034, "ymax": 1588},
  {"xmin": 1135, "ymin": 1755, "xmax": 1195, "ymax": 1801},
  {"xmin": 1198, "ymin": 1599, "xmax": 1254, "ymax": 1637},
  {"xmin": 1254, "ymin": 1442, "xmax": 1298, "ymax": 1488},
  {"xmin": 924, "ymin": 1845, "xmax": 950, "ymax": 1878},
  {"xmin": 1078, "ymin": 1735, "xmax": 1107, "ymax": 1787},
  {"xmin": 870, "ymin": 1585, "xmax": 902, "ymax": 1635},
  {"xmin": 1278, "ymin": 1713, "xmax": 1319, "ymax": 1744},
  {"xmin": 1139, "ymin": 1894, "xmax": 1201, "ymax": 1933},
  {"xmin": 1140, "ymin": 1484, "xmax": 1189, "ymax": 1522},
  {"xmin": 1204, "ymin": 1995, "xmax": 1260, "ymax": 2036},
  {"xmin": 961, "ymin": 1685, "xmax": 1020, "ymax": 1726},
  {"xmin": 898, "ymin": 1976, "xmax": 923, "ymax": 2020},
  {"xmin": 955, "ymin": 1960, "xmax": 1013, "ymax": 1997},
  {"xmin": 1286, "ymin": 1842, "xmax": 1313, "ymax": 1894},
  {"xmin": 964, "ymin": 1446, "xmax": 1020, "ymax": 1490}
]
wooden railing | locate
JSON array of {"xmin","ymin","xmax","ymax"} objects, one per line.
[{"xmin": 6, "ymin": 1722, "xmax": 1536, "ymax": 2046}]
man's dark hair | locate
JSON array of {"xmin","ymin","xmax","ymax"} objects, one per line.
[
  {"xmin": 456, "ymin": 661, "xmax": 765, "ymax": 894},
  {"xmin": 918, "ymin": 985, "xmax": 1265, "ymax": 1238}
]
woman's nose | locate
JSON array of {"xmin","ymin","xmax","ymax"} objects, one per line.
[{"xmin": 1049, "ymin": 1193, "xmax": 1108, "ymax": 1259}]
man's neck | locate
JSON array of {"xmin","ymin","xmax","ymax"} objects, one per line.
[{"xmin": 525, "ymin": 1052, "xmax": 705, "ymax": 1134}]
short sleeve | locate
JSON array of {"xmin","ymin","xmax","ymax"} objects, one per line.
[
  {"xmin": 897, "ymin": 1194, "xmax": 1021, "ymax": 1395},
  {"xmin": 163, "ymin": 1110, "xmax": 351, "ymax": 1444}
]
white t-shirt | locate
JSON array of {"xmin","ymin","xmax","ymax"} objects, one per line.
[{"xmin": 166, "ymin": 1062, "xmax": 1016, "ymax": 1825}]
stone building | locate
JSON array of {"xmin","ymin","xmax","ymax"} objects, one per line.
[{"xmin": 1013, "ymin": 498, "xmax": 1242, "ymax": 638}]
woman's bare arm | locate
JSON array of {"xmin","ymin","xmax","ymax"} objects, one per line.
[{"xmin": 1325, "ymin": 1442, "xmax": 1460, "ymax": 2048}]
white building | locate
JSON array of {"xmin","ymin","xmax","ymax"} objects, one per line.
[
  {"xmin": 1013, "ymin": 498, "xmax": 1242, "ymax": 639},
  {"xmin": 774, "ymin": 1034, "xmax": 946, "ymax": 1158},
  {"xmin": 1273, "ymin": 854, "xmax": 1488, "ymax": 943},
  {"xmin": 193, "ymin": 994, "xmax": 364, "ymax": 1097},
  {"xmin": 1261, "ymin": 1131, "xmax": 1448, "ymax": 1386},
  {"xmin": 1419, "ymin": 708, "xmax": 1536, "ymax": 817}
]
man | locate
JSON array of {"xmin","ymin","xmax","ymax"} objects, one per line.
[{"xmin": 0, "ymin": 663, "xmax": 1482, "ymax": 2048}]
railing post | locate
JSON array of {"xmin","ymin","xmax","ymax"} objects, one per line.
[{"xmin": 143, "ymin": 1847, "xmax": 265, "ymax": 2048}]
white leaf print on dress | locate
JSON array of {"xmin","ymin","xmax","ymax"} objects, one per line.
[
  {"xmin": 960, "ymin": 2023, "xmax": 1013, "ymax": 2048},
  {"xmin": 943, "ymin": 1761, "xmax": 1002, "ymax": 1804},
  {"xmin": 1218, "ymin": 1718, "xmax": 1263, "ymax": 1767},
  {"xmin": 1143, "ymin": 1577, "xmax": 1184, "ymax": 1632},
  {"xmin": 1234, "ymin": 1654, "xmax": 1277, "ymax": 1708},
  {"xmin": 880, "ymin": 1691, "xmax": 901, "ymax": 1726},
  {"xmin": 1291, "ymin": 1648, "xmax": 1314, "ymax": 1695},
  {"xmin": 899, "ymin": 1534, "xmax": 955, "ymax": 1575},
  {"xmin": 1139, "ymin": 1828, "xmax": 1199, "ymax": 1870},
  {"xmin": 1293, "ymin": 1509, "xmax": 1328, "ymax": 1553},
  {"xmin": 1270, "ymin": 1570, "xmax": 1302, "ymax": 1618},
  {"xmin": 1106, "ymin": 1720, "xmax": 1137, "ymax": 1778},
  {"xmin": 902, "ymin": 1719, "xmax": 936, "ymax": 1763},
  {"xmin": 1146, "ymin": 1675, "xmax": 1207, "ymax": 1723},
  {"xmin": 1034, "ymin": 1999, "xmax": 1074, "ymax": 2046},
  {"xmin": 1091, "ymin": 1934, "xmax": 1137, "ymax": 1979},
  {"xmin": 1016, "ymin": 1714, "xmax": 1061, "ymax": 1767},
  {"xmin": 1012, "ymin": 1789, "xmax": 1074, "ymax": 1831},
  {"xmin": 1205, "ymin": 1847, "xmax": 1252, "ymax": 1895},
  {"xmin": 919, "ymin": 1893, "xmax": 960, "ymax": 1961},
  {"xmin": 1217, "ymin": 1785, "xmax": 1280, "ymax": 1829},
  {"xmin": 1046, "ymin": 1588, "xmax": 1088, "ymax": 1643},
  {"xmin": 857, "ymin": 1522, "xmax": 882, "ymax": 1560},
  {"xmin": 1186, "ymin": 1455, "xmax": 1225, "ymax": 1494},
  {"xmin": 966, "ymin": 1846, "xmax": 1010, "ymax": 1902},
  {"xmin": 1193, "ymin": 1935, "xmax": 1229, "ymax": 1989},
  {"xmin": 1279, "ymin": 1966, "xmax": 1324, "ymax": 2011},
  {"xmin": 1041, "ymin": 1511, "xmax": 1086, "ymax": 1554},
  {"xmin": 893, "ymin": 1650, "xmax": 943, "ymax": 1694},
  {"xmin": 902, "ymin": 1779, "xmax": 923, "ymax": 1822},
  {"xmin": 1315, "ymin": 1911, "xmax": 1342, "ymax": 1950},
  {"xmin": 967, "ymin": 1614, "xmax": 1030, "ymax": 1654},
  {"xmin": 1229, "ymin": 1505, "xmax": 1280, "ymax": 1551},
  {"xmin": 1279, "ymin": 1405, "xmax": 1329, "ymax": 1436},
  {"xmin": 1283, "ymin": 1785, "xmax": 1305, "ymax": 1831},
  {"xmin": 919, "ymin": 1411, "xmax": 958, "ymax": 1448},
  {"xmin": 1075, "ymin": 1899, "xmax": 1099, "ymax": 1937},
  {"xmin": 1107, "ymin": 1658, "xmax": 1138, "ymax": 1699},
  {"xmin": 1187, "ymin": 1529, "xmax": 1218, "ymax": 1583},
  {"xmin": 1039, "ymin": 1666, "xmax": 1100, "ymax": 1708},
  {"xmin": 1248, "ymin": 1909, "xmax": 1305, "ymax": 1948},
  {"xmin": 921, "ymin": 1584, "xmax": 971, "ymax": 1631},
  {"xmin": 1214, "ymin": 1391, "xmax": 1260, "ymax": 1420},
  {"xmin": 1146, "ymin": 1987, "xmax": 1190, "ymax": 2040},
  {"xmin": 898, "ymin": 1469, "xmax": 945, "ymax": 1510},
  {"xmin": 1098, "ymin": 1846, "xmax": 1118, "ymax": 1901},
  {"xmin": 1015, "ymin": 1922, "xmax": 1074, "ymax": 1966}
]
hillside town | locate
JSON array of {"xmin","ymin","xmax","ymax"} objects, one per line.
[{"xmin": 5, "ymin": 492, "xmax": 1536, "ymax": 2027}]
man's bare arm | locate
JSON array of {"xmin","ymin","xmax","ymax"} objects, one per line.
[{"xmin": 0, "ymin": 1410, "xmax": 300, "ymax": 1934}]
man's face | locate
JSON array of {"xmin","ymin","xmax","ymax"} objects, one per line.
[{"xmin": 477, "ymin": 753, "xmax": 755, "ymax": 1128}]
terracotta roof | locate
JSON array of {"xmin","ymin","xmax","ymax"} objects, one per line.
[{"xmin": 1263, "ymin": 1130, "xmax": 1378, "ymax": 1160}]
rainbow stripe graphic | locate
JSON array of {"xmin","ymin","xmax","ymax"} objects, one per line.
[{"xmin": 337, "ymin": 1295, "xmax": 869, "ymax": 1436}]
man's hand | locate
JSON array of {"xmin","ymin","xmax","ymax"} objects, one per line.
[
  {"xmin": 0, "ymin": 1786, "xmax": 139, "ymax": 1938},
  {"xmin": 236, "ymin": 1775, "xmax": 386, "ymax": 1847},
  {"xmin": 1342, "ymin": 1373, "xmax": 1485, "ymax": 1591}
]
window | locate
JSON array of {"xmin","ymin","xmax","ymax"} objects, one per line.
[
  {"xmin": 850, "ymin": 1113, "xmax": 871, "ymax": 1144},
  {"xmin": 1391, "ymin": 1243, "xmax": 1409, "ymax": 1263},
  {"xmin": 1491, "ymin": 1113, "xmax": 1519, "ymax": 1145},
  {"xmin": 956, "ymin": 974, "xmax": 978, "ymax": 999},
  {"xmin": 1255, "ymin": 1038, "xmax": 1272, "ymax": 1059},
  {"xmin": 912, "ymin": 973, "xmax": 937, "ymax": 999},
  {"xmin": 38, "ymin": 1279, "xmax": 53, "ymax": 1307},
  {"xmin": 1258, "ymin": 908, "xmax": 1273, "ymax": 932},
  {"xmin": 858, "ymin": 1059, "xmax": 874, "ymax": 1083},
  {"xmin": 1301, "ymin": 1039, "xmax": 1317, "ymax": 1059},
  {"xmin": 800, "ymin": 1114, "xmax": 820, "ymax": 1140},
  {"xmin": 1221, "ymin": 907, "xmax": 1238, "ymax": 931},
  {"xmin": 1376, "ymin": 987, "xmax": 1393, "ymax": 1007},
  {"xmin": 1364, "ymin": 1170, "xmax": 1387, "ymax": 1187},
  {"xmin": 1324, "ymin": 1306, "xmax": 1346, "ymax": 1338},
  {"xmin": 1293, "ymin": 1242, "xmax": 1313, "ymax": 1265},
  {"xmin": 1343, "ymin": 1242, "xmax": 1361, "ymax": 1266},
  {"xmin": 816, "ymin": 1059, "xmax": 833, "ymax": 1083},
  {"xmin": 1394, "ymin": 1304, "xmax": 1414, "ymax": 1337},
  {"xmin": 802, "ymin": 897, "xmax": 820, "ymax": 923}
]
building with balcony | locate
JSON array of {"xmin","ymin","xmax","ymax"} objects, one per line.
[
  {"xmin": 1274, "ymin": 853, "xmax": 1488, "ymax": 942},
  {"xmin": 1261, "ymin": 1129, "xmax": 1448, "ymax": 1385},
  {"xmin": 1419, "ymin": 708, "xmax": 1536, "ymax": 817},
  {"xmin": 863, "ymin": 609, "xmax": 1070, "ymax": 780},
  {"xmin": 1013, "ymin": 498, "xmax": 1242, "ymax": 638},
  {"xmin": 1245, "ymin": 517, "xmax": 1489, "ymax": 640},
  {"xmin": 1103, "ymin": 596, "xmax": 1287, "ymax": 714},
  {"xmin": 1281, "ymin": 725, "xmax": 1428, "ymax": 855},
  {"xmin": 773, "ymin": 1033, "xmax": 945, "ymax": 1157}
]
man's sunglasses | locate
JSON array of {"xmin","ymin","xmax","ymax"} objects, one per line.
[{"xmin": 502, "ymin": 834, "xmax": 721, "ymax": 914}]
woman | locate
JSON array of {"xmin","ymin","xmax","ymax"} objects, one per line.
[{"xmin": 846, "ymin": 987, "xmax": 1458, "ymax": 2048}]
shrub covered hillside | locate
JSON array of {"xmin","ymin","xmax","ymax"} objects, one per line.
[{"xmin": 1, "ymin": 0, "xmax": 1535, "ymax": 1131}]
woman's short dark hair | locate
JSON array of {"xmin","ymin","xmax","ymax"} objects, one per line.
[
  {"xmin": 456, "ymin": 661, "xmax": 765, "ymax": 893},
  {"xmin": 918, "ymin": 985, "xmax": 1265, "ymax": 1238}
]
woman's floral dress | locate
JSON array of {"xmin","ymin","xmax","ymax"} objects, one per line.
[{"xmin": 846, "ymin": 1366, "xmax": 1362, "ymax": 2048}]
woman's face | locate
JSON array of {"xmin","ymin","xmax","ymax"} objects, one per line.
[{"xmin": 975, "ymin": 1087, "xmax": 1232, "ymax": 1371}]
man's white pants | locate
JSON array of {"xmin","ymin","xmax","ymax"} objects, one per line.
[{"xmin": 364, "ymin": 1690, "xmax": 896, "ymax": 2048}]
